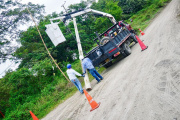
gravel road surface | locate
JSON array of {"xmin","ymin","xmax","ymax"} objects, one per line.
[{"xmin": 42, "ymin": 0, "xmax": 180, "ymax": 119}]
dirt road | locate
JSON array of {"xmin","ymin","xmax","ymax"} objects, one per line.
[{"xmin": 42, "ymin": 0, "xmax": 180, "ymax": 119}]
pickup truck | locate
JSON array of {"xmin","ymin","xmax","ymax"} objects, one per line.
[{"xmin": 85, "ymin": 21, "xmax": 137, "ymax": 68}]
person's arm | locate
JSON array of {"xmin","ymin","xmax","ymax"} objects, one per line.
[
  {"xmin": 82, "ymin": 61, "xmax": 86, "ymax": 74},
  {"xmin": 72, "ymin": 69, "xmax": 82, "ymax": 77}
]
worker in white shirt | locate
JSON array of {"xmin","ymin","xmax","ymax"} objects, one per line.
[{"xmin": 66, "ymin": 64, "xmax": 84, "ymax": 94}]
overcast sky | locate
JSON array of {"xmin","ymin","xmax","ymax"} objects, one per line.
[
  {"xmin": 21, "ymin": 0, "xmax": 82, "ymax": 15},
  {"xmin": 0, "ymin": 0, "xmax": 84, "ymax": 78}
]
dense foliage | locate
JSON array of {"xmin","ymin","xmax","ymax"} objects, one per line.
[
  {"xmin": 0, "ymin": 0, "xmax": 44, "ymax": 62},
  {"xmin": 0, "ymin": 0, "xmax": 170, "ymax": 119}
]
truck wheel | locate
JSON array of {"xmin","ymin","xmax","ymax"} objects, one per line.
[
  {"xmin": 130, "ymin": 29, "xmax": 137, "ymax": 35},
  {"xmin": 121, "ymin": 51, "xmax": 127, "ymax": 57},
  {"xmin": 122, "ymin": 42, "xmax": 131, "ymax": 56},
  {"xmin": 130, "ymin": 33, "xmax": 138, "ymax": 43},
  {"xmin": 120, "ymin": 48, "xmax": 127, "ymax": 57},
  {"xmin": 100, "ymin": 37, "xmax": 111, "ymax": 45},
  {"xmin": 104, "ymin": 61, "xmax": 112, "ymax": 68}
]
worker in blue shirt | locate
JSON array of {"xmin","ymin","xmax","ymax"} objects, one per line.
[{"xmin": 82, "ymin": 57, "xmax": 103, "ymax": 83}]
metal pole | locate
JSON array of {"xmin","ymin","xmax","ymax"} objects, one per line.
[{"xmin": 73, "ymin": 18, "xmax": 92, "ymax": 90}]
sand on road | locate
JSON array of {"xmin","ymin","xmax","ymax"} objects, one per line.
[{"xmin": 42, "ymin": 0, "xmax": 180, "ymax": 119}]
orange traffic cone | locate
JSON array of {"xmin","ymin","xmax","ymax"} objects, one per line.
[
  {"xmin": 0, "ymin": 111, "xmax": 5, "ymax": 118},
  {"xmin": 29, "ymin": 111, "xmax": 39, "ymax": 120},
  {"xmin": 83, "ymin": 90, "xmax": 100, "ymax": 112},
  {"xmin": 139, "ymin": 29, "xmax": 145, "ymax": 36},
  {"xmin": 135, "ymin": 35, "xmax": 148, "ymax": 51}
]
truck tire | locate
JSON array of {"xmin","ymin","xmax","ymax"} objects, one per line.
[
  {"xmin": 120, "ymin": 47, "xmax": 127, "ymax": 57},
  {"xmin": 130, "ymin": 33, "xmax": 138, "ymax": 43},
  {"xmin": 121, "ymin": 52, "xmax": 127, "ymax": 57},
  {"xmin": 130, "ymin": 29, "xmax": 137, "ymax": 35},
  {"xmin": 100, "ymin": 37, "xmax": 111, "ymax": 45},
  {"xmin": 122, "ymin": 42, "xmax": 131, "ymax": 56},
  {"xmin": 104, "ymin": 61, "xmax": 112, "ymax": 68}
]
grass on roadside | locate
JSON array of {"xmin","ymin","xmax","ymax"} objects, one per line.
[{"xmin": 128, "ymin": 1, "xmax": 170, "ymax": 32}]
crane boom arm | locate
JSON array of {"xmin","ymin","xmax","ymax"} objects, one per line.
[{"xmin": 49, "ymin": 9, "xmax": 116, "ymax": 24}]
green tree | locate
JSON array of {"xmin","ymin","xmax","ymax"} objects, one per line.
[
  {"xmin": 0, "ymin": 0, "xmax": 44, "ymax": 62},
  {"xmin": 91, "ymin": 0, "xmax": 122, "ymax": 32},
  {"xmin": 117, "ymin": 0, "xmax": 147, "ymax": 14}
]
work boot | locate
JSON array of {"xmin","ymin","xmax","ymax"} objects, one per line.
[
  {"xmin": 97, "ymin": 80, "xmax": 101, "ymax": 84},
  {"xmin": 81, "ymin": 90, "xmax": 84, "ymax": 94}
]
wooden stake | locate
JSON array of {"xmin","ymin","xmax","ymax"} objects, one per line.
[{"xmin": 0, "ymin": 111, "xmax": 5, "ymax": 118}]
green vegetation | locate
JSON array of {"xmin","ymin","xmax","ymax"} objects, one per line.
[
  {"xmin": 129, "ymin": 0, "xmax": 170, "ymax": 32},
  {"xmin": 0, "ymin": 0, "xmax": 44, "ymax": 61},
  {"xmin": 0, "ymin": 0, "xmax": 171, "ymax": 119}
]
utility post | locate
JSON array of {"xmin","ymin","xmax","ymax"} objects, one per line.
[
  {"xmin": 73, "ymin": 18, "xmax": 92, "ymax": 90},
  {"xmin": 46, "ymin": 8, "xmax": 116, "ymax": 90}
]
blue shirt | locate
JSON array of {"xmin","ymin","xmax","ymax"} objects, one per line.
[{"xmin": 82, "ymin": 58, "xmax": 94, "ymax": 73}]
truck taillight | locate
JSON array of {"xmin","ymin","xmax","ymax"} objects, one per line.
[
  {"xmin": 109, "ymin": 48, "xmax": 117, "ymax": 53},
  {"xmin": 114, "ymin": 52, "xmax": 120, "ymax": 57}
]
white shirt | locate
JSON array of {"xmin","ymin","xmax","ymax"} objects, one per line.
[{"xmin": 66, "ymin": 68, "xmax": 82, "ymax": 80}]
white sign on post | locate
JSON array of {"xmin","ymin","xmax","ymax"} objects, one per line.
[{"xmin": 45, "ymin": 23, "xmax": 66, "ymax": 46}]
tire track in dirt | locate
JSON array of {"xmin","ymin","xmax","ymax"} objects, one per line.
[{"xmin": 42, "ymin": 0, "xmax": 180, "ymax": 119}]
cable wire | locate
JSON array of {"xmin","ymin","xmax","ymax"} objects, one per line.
[{"xmin": 26, "ymin": 7, "xmax": 70, "ymax": 82}]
